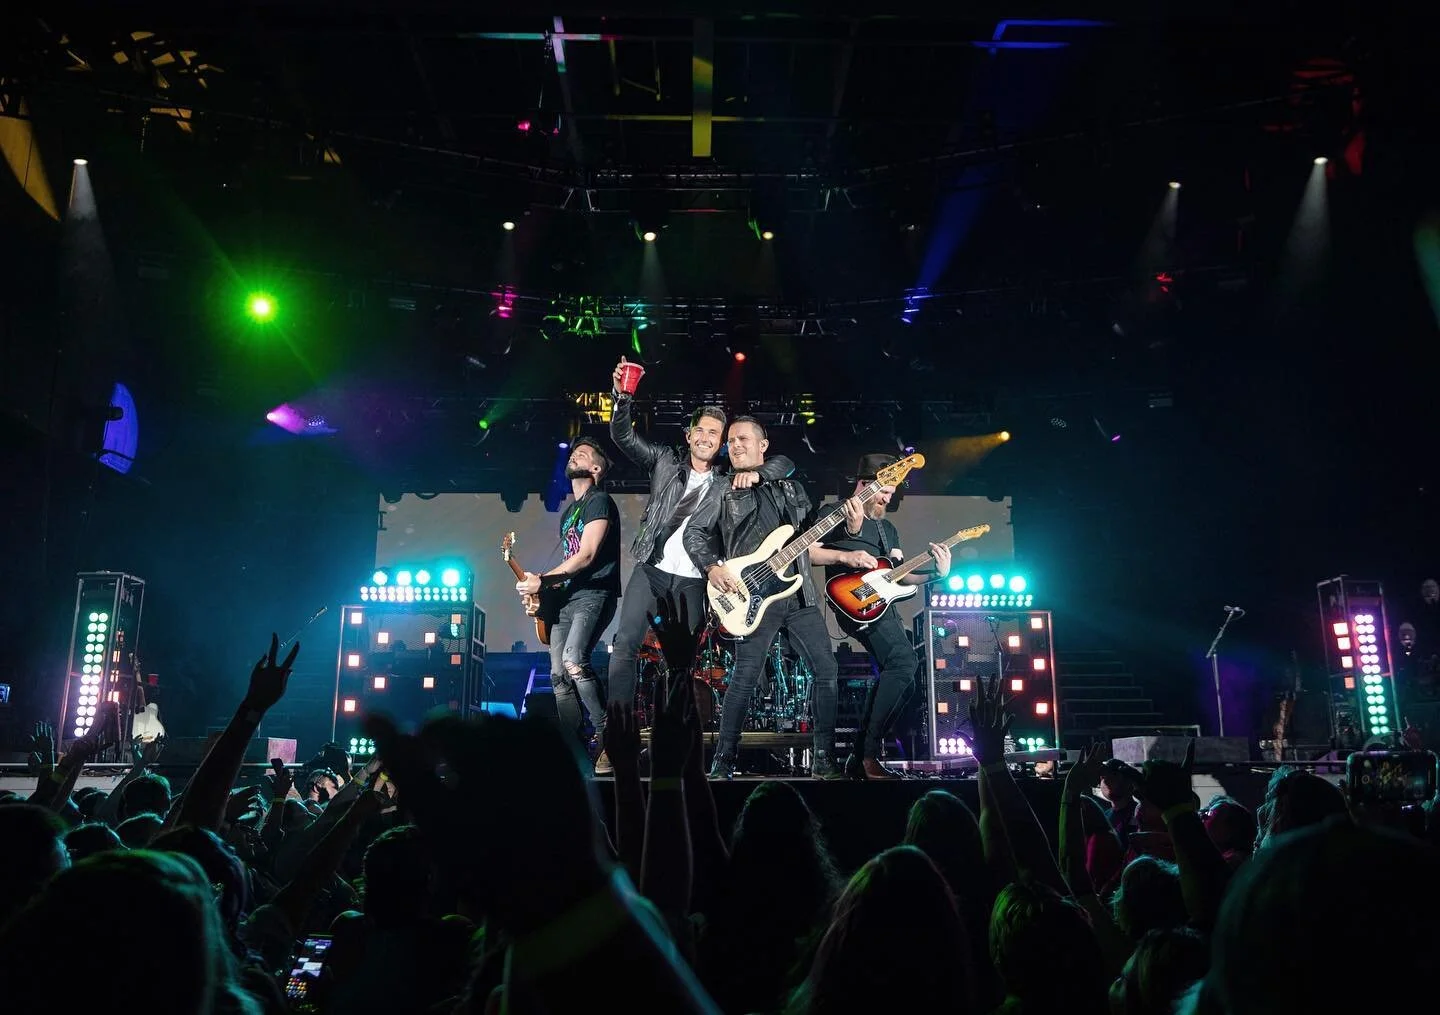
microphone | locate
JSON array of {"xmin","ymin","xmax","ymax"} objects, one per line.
[{"xmin": 1224, "ymin": 605, "xmax": 1246, "ymax": 616}]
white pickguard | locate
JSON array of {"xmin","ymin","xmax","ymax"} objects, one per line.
[
  {"xmin": 705, "ymin": 525, "xmax": 804, "ymax": 636},
  {"xmin": 847, "ymin": 567, "xmax": 918, "ymax": 620},
  {"xmin": 131, "ymin": 702, "xmax": 166, "ymax": 743}
]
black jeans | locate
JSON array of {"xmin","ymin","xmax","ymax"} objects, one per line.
[
  {"xmin": 606, "ymin": 564, "xmax": 708, "ymax": 711},
  {"xmin": 842, "ymin": 608, "xmax": 919, "ymax": 758},
  {"xmin": 716, "ymin": 599, "xmax": 837, "ymax": 757},
  {"xmin": 549, "ymin": 588, "xmax": 617, "ymax": 751}
]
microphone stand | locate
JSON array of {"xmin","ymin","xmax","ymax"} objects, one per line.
[{"xmin": 1205, "ymin": 609, "xmax": 1242, "ymax": 737}]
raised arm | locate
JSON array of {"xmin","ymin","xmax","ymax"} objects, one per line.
[
  {"xmin": 753, "ymin": 453, "xmax": 795, "ymax": 483},
  {"xmin": 610, "ymin": 387, "xmax": 665, "ymax": 471}
]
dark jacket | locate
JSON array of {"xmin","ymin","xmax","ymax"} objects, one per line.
[
  {"xmin": 683, "ymin": 471, "xmax": 825, "ymax": 608},
  {"xmin": 610, "ymin": 392, "xmax": 795, "ymax": 566}
]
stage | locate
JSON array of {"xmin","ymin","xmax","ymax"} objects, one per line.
[{"xmin": 0, "ymin": 759, "xmax": 1305, "ymax": 873}]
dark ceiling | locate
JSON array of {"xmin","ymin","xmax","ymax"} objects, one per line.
[{"xmin": 0, "ymin": 4, "xmax": 1431, "ymax": 496}]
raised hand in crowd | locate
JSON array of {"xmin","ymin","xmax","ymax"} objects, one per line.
[
  {"xmin": 28, "ymin": 720, "xmax": 55, "ymax": 773},
  {"xmin": 244, "ymin": 632, "xmax": 300, "ymax": 712},
  {"xmin": 968, "ymin": 672, "xmax": 1014, "ymax": 768},
  {"xmin": 651, "ymin": 592, "xmax": 702, "ymax": 679},
  {"xmin": 606, "ymin": 702, "xmax": 642, "ymax": 772}
]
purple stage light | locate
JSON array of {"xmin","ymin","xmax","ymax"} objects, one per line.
[
  {"xmin": 99, "ymin": 382, "xmax": 138, "ymax": 474},
  {"xmin": 1110, "ymin": 433, "xmax": 1122, "ymax": 442},
  {"xmin": 266, "ymin": 403, "xmax": 306, "ymax": 435}
]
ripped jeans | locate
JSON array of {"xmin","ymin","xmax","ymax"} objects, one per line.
[{"xmin": 548, "ymin": 588, "xmax": 617, "ymax": 752}]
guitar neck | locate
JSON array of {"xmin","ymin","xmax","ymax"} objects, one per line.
[
  {"xmin": 504, "ymin": 557, "xmax": 527, "ymax": 583},
  {"xmin": 770, "ymin": 480, "xmax": 885, "ymax": 571},
  {"xmin": 883, "ymin": 527, "xmax": 986, "ymax": 580}
]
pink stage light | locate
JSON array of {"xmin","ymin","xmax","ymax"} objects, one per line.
[{"xmin": 266, "ymin": 404, "xmax": 306, "ymax": 434}]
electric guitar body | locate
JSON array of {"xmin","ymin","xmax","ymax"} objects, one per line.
[
  {"xmin": 825, "ymin": 569, "xmax": 918, "ymax": 624},
  {"xmin": 707, "ymin": 525, "xmax": 804, "ymax": 637},
  {"xmin": 823, "ymin": 523, "xmax": 991, "ymax": 624}
]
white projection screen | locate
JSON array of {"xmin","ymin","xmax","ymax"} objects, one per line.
[{"xmin": 377, "ymin": 493, "xmax": 1013, "ymax": 652}]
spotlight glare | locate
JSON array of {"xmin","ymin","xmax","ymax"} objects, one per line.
[
  {"xmin": 1314, "ymin": 156, "xmax": 1329, "ymax": 166},
  {"xmin": 246, "ymin": 293, "xmax": 276, "ymax": 322},
  {"xmin": 999, "ymin": 431, "xmax": 1011, "ymax": 442},
  {"xmin": 502, "ymin": 220, "xmax": 516, "ymax": 231},
  {"xmin": 1168, "ymin": 180, "xmax": 1182, "ymax": 190},
  {"xmin": 73, "ymin": 157, "xmax": 89, "ymax": 166},
  {"xmin": 642, "ymin": 230, "xmax": 657, "ymax": 243},
  {"xmin": 733, "ymin": 351, "xmax": 747, "ymax": 363},
  {"xmin": 760, "ymin": 230, "xmax": 775, "ymax": 241}
]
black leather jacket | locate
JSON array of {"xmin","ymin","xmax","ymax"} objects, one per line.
[
  {"xmin": 683, "ymin": 473, "xmax": 823, "ymax": 608},
  {"xmin": 610, "ymin": 392, "xmax": 796, "ymax": 567}
]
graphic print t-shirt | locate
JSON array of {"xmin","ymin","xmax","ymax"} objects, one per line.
[{"xmin": 559, "ymin": 490, "xmax": 622, "ymax": 596}]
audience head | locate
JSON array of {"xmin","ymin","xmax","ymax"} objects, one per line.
[
  {"xmin": 65, "ymin": 821, "xmax": 124, "ymax": 863},
  {"xmin": 117, "ymin": 812, "xmax": 164, "ymax": 849},
  {"xmin": 726, "ymin": 780, "xmax": 840, "ymax": 918},
  {"xmin": 362, "ymin": 824, "xmax": 436, "ymax": 928},
  {"xmin": 0, "ymin": 850, "xmax": 246, "ymax": 1015},
  {"xmin": 1204, "ymin": 816, "xmax": 1440, "ymax": 1015},
  {"xmin": 1202, "ymin": 796, "xmax": 1257, "ymax": 859},
  {"xmin": 120, "ymin": 772, "xmax": 172, "ymax": 822},
  {"xmin": 0, "ymin": 804, "xmax": 69, "ymax": 924},
  {"xmin": 1258, "ymin": 771, "xmax": 1348, "ymax": 848},
  {"xmin": 1111, "ymin": 856, "xmax": 1186, "ymax": 940},
  {"xmin": 1099, "ymin": 758, "xmax": 1141, "ymax": 803},
  {"xmin": 151, "ymin": 825, "xmax": 252, "ymax": 938},
  {"xmin": 1111, "ymin": 926, "xmax": 1210, "ymax": 1015},
  {"xmin": 991, "ymin": 877, "xmax": 1109, "ymax": 1014},
  {"xmin": 791, "ymin": 846, "xmax": 972, "ymax": 1015}
]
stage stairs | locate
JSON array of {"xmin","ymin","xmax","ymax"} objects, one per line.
[{"xmin": 1056, "ymin": 649, "xmax": 1164, "ymax": 749}]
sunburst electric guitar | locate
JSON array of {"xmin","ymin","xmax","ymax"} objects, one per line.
[
  {"xmin": 707, "ymin": 454, "xmax": 925, "ymax": 637},
  {"xmin": 501, "ymin": 532, "xmax": 554, "ymax": 646},
  {"xmin": 825, "ymin": 524, "xmax": 992, "ymax": 625}
]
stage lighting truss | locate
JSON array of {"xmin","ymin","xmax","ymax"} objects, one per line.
[
  {"xmin": 1316, "ymin": 577, "xmax": 1399, "ymax": 747},
  {"xmin": 361, "ymin": 563, "xmax": 471, "ymax": 603},
  {"xmin": 333, "ymin": 598, "xmax": 487, "ymax": 742},
  {"xmin": 59, "ymin": 572, "xmax": 146, "ymax": 746},
  {"xmin": 916, "ymin": 608, "xmax": 1059, "ymax": 766}
]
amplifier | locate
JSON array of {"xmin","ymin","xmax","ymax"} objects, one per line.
[
  {"xmin": 919, "ymin": 606, "xmax": 1060, "ymax": 759},
  {"xmin": 159, "ymin": 736, "xmax": 297, "ymax": 766}
]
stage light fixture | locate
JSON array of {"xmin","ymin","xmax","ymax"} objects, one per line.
[
  {"xmin": 1032, "ymin": 657, "xmax": 1047, "ymax": 671},
  {"xmin": 441, "ymin": 568, "xmax": 461, "ymax": 587},
  {"xmin": 396, "ymin": 570, "xmax": 413, "ymax": 586},
  {"xmin": 422, "ymin": 675, "xmax": 436, "ymax": 689},
  {"xmin": 1168, "ymin": 180, "xmax": 1182, "ymax": 190},
  {"xmin": 1314, "ymin": 156, "xmax": 1329, "ymax": 166},
  {"xmin": 372, "ymin": 675, "xmax": 387, "ymax": 690},
  {"xmin": 246, "ymin": 293, "xmax": 277, "ymax": 322},
  {"xmin": 502, "ymin": 220, "xmax": 516, "ymax": 231},
  {"xmin": 342, "ymin": 698, "xmax": 358, "ymax": 713},
  {"xmin": 999, "ymin": 431, "xmax": 1011, "ymax": 441},
  {"xmin": 376, "ymin": 631, "xmax": 390, "ymax": 645},
  {"xmin": 415, "ymin": 569, "xmax": 431, "ymax": 585},
  {"xmin": 73, "ymin": 157, "xmax": 88, "ymax": 166}
]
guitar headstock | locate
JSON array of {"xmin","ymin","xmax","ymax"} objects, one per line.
[
  {"xmin": 501, "ymin": 531, "xmax": 517, "ymax": 561},
  {"xmin": 951, "ymin": 524, "xmax": 991, "ymax": 543},
  {"xmin": 875, "ymin": 452, "xmax": 925, "ymax": 488}
]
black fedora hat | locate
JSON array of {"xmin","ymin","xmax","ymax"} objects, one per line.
[{"xmin": 855, "ymin": 453, "xmax": 899, "ymax": 481}]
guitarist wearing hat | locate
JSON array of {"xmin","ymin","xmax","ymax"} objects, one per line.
[
  {"xmin": 810, "ymin": 453, "xmax": 951, "ymax": 779},
  {"xmin": 598, "ymin": 358, "xmax": 795, "ymax": 775}
]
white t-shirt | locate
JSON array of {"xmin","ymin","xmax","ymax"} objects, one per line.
[{"xmin": 653, "ymin": 469, "xmax": 713, "ymax": 578}]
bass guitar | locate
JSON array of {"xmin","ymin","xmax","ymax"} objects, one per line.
[
  {"xmin": 707, "ymin": 454, "xmax": 924, "ymax": 636},
  {"xmin": 825, "ymin": 523, "xmax": 992, "ymax": 624},
  {"xmin": 501, "ymin": 531, "xmax": 555, "ymax": 646}
]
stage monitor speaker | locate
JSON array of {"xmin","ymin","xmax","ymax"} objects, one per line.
[{"xmin": 523, "ymin": 692, "xmax": 558, "ymax": 720}]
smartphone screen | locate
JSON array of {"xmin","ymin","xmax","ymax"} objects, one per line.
[
  {"xmin": 285, "ymin": 935, "xmax": 332, "ymax": 1000},
  {"xmin": 1346, "ymin": 750, "xmax": 1438, "ymax": 804}
]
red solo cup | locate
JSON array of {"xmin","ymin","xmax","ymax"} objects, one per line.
[{"xmin": 616, "ymin": 361, "xmax": 645, "ymax": 394}]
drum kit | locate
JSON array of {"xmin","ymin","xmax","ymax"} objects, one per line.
[{"xmin": 633, "ymin": 622, "xmax": 814, "ymax": 734}]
